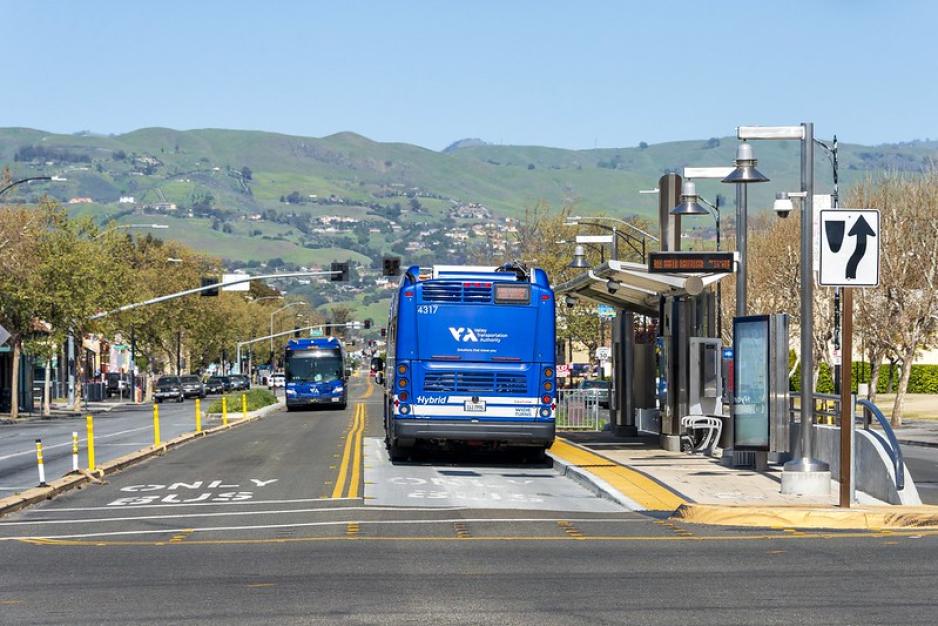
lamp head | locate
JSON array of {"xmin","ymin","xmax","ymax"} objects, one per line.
[
  {"xmin": 670, "ymin": 181, "xmax": 710, "ymax": 216},
  {"xmin": 564, "ymin": 295, "xmax": 577, "ymax": 308},
  {"xmin": 722, "ymin": 141, "xmax": 770, "ymax": 184},
  {"xmin": 606, "ymin": 279, "xmax": 618, "ymax": 294},
  {"xmin": 568, "ymin": 245, "xmax": 590, "ymax": 269}
]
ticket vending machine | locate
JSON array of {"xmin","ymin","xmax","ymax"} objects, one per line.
[{"xmin": 689, "ymin": 337, "xmax": 722, "ymax": 417}]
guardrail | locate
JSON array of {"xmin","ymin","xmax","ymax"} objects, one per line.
[
  {"xmin": 555, "ymin": 389, "xmax": 607, "ymax": 431},
  {"xmin": 857, "ymin": 399, "xmax": 905, "ymax": 491}
]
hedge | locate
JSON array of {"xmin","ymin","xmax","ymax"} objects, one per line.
[
  {"xmin": 207, "ymin": 388, "xmax": 278, "ymax": 414},
  {"xmin": 789, "ymin": 358, "xmax": 938, "ymax": 394}
]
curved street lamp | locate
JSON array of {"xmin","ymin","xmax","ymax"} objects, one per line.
[{"xmin": 0, "ymin": 176, "xmax": 52, "ymax": 197}]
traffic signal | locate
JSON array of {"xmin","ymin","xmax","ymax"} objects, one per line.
[
  {"xmin": 364, "ymin": 319, "xmax": 373, "ymax": 330},
  {"xmin": 201, "ymin": 276, "xmax": 219, "ymax": 296},
  {"xmin": 324, "ymin": 323, "xmax": 332, "ymax": 336},
  {"xmin": 382, "ymin": 256, "xmax": 401, "ymax": 277},
  {"xmin": 293, "ymin": 326, "xmax": 300, "ymax": 338},
  {"xmin": 330, "ymin": 261, "xmax": 349, "ymax": 282},
  {"xmin": 380, "ymin": 327, "xmax": 387, "ymax": 337}
]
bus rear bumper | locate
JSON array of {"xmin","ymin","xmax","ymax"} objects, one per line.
[{"xmin": 392, "ymin": 419, "xmax": 555, "ymax": 446}]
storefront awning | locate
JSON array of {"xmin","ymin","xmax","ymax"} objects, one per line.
[{"xmin": 553, "ymin": 260, "xmax": 731, "ymax": 316}]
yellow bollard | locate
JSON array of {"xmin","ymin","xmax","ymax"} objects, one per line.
[
  {"xmin": 86, "ymin": 415, "xmax": 96, "ymax": 472},
  {"xmin": 153, "ymin": 402, "xmax": 161, "ymax": 446},
  {"xmin": 72, "ymin": 431, "xmax": 79, "ymax": 472},
  {"xmin": 222, "ymin": 396, "xmax": 229, "ymax": 427},
  {"xmin": 35, "ymin": 439, "xmax": 47, "ymax": 486},
  {"xmin": 241, "ymin": 393, "xmax": 248, "ymax": 419},
  {"xmin": 195, "ymin": 398, "xmax": 202, "ymax": 433}
]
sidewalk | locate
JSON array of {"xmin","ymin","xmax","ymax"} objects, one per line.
[
  {"xmin": 885, "ymin": 419, "xmax": 938, "ymax": 448},
  {"xmin": 548, "ymin": 431, "xmax": 938, "ymax": 530},
  {"xmin": 558, "ymin": 431, "xmax": 883, "ymax": 507}
]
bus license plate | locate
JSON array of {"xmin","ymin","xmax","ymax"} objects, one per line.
[{"xmin": 464, "ymin": 400, "xmax": 486, "ymax": 412}]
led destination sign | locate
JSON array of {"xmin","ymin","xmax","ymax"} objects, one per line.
[{"xmin": 648, "ymin": 251, "xmax": 736, "ymax": 274}]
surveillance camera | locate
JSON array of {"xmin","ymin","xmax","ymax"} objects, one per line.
[
  {"xmin": 564, "ymin": 295, "xmax": 577, "ymax": 308},
  {"xmin": 606, "ymin": 279, "xmax": 618, "ymax": 294},
  {"xmin": 774, "ymin": 193, "xmax": 794, "ymax": 219}
]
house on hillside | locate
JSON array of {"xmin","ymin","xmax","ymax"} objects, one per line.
[{"xmin": 119, "ymin": 196, "xmax": 135, "ymax": 204}]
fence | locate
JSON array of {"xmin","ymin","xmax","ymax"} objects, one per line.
[{"xmin": 555, "ymin": 389, "xmax": 607, "ymax": 431}]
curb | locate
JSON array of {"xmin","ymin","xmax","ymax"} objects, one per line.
[
  {"xmin": 672, "ymin": 502, "xmax": 938, "ymax": 530},
  {"xmin": 548, "ymin": 437, "xmax": 686, "ymax": 512},
  {"xmin": 548, "ymin": 451, "xmax": 645, "ymax": 510},
  {"xmin": 897, "ymin": 438, "xmax": 938, "ymax": 449},
  {"xmin": 0, "ymin": 401, "xmax": 284, "ymax": 519}
]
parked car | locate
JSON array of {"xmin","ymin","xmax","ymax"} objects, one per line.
[
  {"xmin": 154, "ymin": 376, "xmax": 184, "ymax": 403},
  {"xmin": 578, "ymin": 379, "xmax": 610, "ymax": 409},
  {"xmin": 370, "ymin": 356, "xmax": 384, "ymax": 379},
  {"xmin": 179, "ymin": 375, "xmax": 206, "ymax": 399},
  {"xmin": 205, "ymin": 376, "xmax": 227, "ymax": 394},
  {"xmin": 268, "ymin": 373, "xmax": 285, "ymax": 389},
  {"xmin": 105, "ymin": 372, "xmax": 130, "ymax": 398},
  {"xmin": 234, "ymin": 374, "xmax": 251, "ymax": 390}
]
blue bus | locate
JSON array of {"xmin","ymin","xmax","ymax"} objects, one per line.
[
  {"xmin": 284, "ymin": 337, "xmax": 348, "ymax": 411},
  {"xmin": 382, "ymin": 263, "xmax": 556, "ymax": 459}
]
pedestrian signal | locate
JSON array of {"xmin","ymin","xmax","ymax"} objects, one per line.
[{"xmin": 382, "ymin": 257, "xmax": 401, "ymax": 277}]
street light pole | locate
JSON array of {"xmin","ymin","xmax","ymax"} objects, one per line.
[
  {"xmin": 0, "ymin": 176, "xmax": 52, "ymax": 197},
  {"xmin": 270, "ymin": 302, "xmax": 305, "ymax": 361}
]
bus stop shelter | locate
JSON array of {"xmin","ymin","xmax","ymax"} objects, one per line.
[{"xmin": 554, "ymin": 259, "xmax": 730, "ymax": 447}]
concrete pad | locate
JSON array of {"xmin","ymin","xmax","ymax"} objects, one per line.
[{"xmin": 362, "ymin": 438, "xmax": 622, "ymax": 513}]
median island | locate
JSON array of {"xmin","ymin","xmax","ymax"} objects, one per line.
[{"xmin": 207, "ymin": 388, "xmax": 278, "ymax": 414}]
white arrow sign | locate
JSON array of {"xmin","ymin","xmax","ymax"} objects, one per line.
[{"xmin": 818, "ymin": 209, "xmax": 880, "ymax": 287}]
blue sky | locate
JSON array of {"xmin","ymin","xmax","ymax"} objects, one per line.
[{"xmin": 3, "ymin": 1, "xmax": 933, "ymax": 150}]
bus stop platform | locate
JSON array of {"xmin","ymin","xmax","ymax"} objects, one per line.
[{"xmin": 546, "ymin": 432, "xmax": 938, "ymax": 530}]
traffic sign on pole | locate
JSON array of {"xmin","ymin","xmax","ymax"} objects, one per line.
[
  {"xmin": 0, "ymin": 323, "xmax": 9, "ymax": 346},
  {"xmin": 819, "ymin": 210, "xmax": 880, "ymax": 287}
]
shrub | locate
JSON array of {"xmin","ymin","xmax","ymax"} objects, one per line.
[{"xmin": 207, "ymin": 388, "xmax": 278, "ymax": 414}]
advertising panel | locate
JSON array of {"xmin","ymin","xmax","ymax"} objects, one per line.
[{"xmin": 733, "ymin": 316, "xmax": 770, "ymax": 451}]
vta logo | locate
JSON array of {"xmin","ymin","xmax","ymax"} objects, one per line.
[{"xmin": 448, "ymin": 327, "xmax": 479, "ymax": 342}]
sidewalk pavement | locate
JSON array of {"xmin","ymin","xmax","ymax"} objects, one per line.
[
  {"xmin": 885, "ymin": 419, "xmax": 938, "ymax": 448},
  {"xmin": 548, "ymin": 431, "xmax": 938, "ymax": 531}
]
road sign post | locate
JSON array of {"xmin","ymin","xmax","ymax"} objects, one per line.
[{"xmin": 819, "ymin": 208, "xmax": 880, "ymax": 508}]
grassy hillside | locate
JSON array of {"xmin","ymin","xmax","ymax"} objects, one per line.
[{"xmin": 4, "ymin": 127, "xmax": 936, "ymax": 220}]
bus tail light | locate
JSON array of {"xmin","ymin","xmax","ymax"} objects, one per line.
[
  {"xmin": 543, "ymin": 368, "xmax": 553, "ymax": 378},
  {"xmin": 399, "ymin": 404, "xmax": 411, "ymax": 415},
  {"xmin": 397, "ymin": 364, "xmax": 408, "ymax": 374},
  {"xmin": 542, "ymin": 394, "xmax": 552, "ymax": 404},
  {"xmin": 398, "ymin": 390, "xmax": 409, "ymax": 402},
  {"xmin": 540, "ymin": 407, "xmax": 551, "ymax": 417},
  {"xmin": 398, "ymin": 378, "xmax": 408, "ymax": 388},
  {"xmin": 543, "ymin": 381, "xmax": 553, "ymax": 391}
]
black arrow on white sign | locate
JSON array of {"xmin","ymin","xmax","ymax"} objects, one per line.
[{"xmin": 846, "ymin": 215, "xmax": 876, "ymax": 279}]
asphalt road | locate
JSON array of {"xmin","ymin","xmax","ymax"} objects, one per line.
[
  {"xmin": 901, "ymin": 443, "xmax": 938, "ymax": 504},
  {"xmin": 1, "ymin": 376, "xmax": 936, "ymax": 624},
  {"xmin": 0, "ymin": 396, "xmax": 234, "ymax": 493}
]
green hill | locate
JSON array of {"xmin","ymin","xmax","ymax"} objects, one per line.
[{"xmin": 4, "ymin": 127, "xmax": 936, "ymax": 215}]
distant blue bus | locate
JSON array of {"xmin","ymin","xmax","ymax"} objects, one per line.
[
  {"xmin": 382, "ymin": 263, "xmax": 556, "ymax": 459},
  {"xmin": 284, "ymin": 337, "xmax": 348, "ymax": 411}
]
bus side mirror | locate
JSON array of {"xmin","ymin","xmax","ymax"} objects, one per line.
[{"xmin": 375, "ymin": 371, "xmax": 385, "ymax": 386}]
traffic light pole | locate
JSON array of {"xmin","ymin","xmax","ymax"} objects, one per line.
[
  {"xmin": 89, "ymin": 271, "xmax": 340, "ymax": 320},
  {"xmin": 234, "ymin": 322, "xmax": 361, "ymax": 374}
]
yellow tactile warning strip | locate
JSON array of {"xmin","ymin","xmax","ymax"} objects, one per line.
[
  {"xmin": 673, "ymin": 503, "xmax": 938, "ymax": 530},
  {"xmin": 331, "ymin": 403, "xmax": 366, "ymax": 499},
  {"xmin": 548, "ymin": 438, "xmax": 685, "ymax": 511}
]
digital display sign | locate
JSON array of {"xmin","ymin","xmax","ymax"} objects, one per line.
[
  {"xmin": 733, "ymin": 316, "xmax": 770, "ymax": 451},
  {"xmin": 648, "ymin": 251, "xmax": 736, "ymax": 274},
  {"xmin": 493, "ymin": 284, "xmax": 530, "ymax": 304}
]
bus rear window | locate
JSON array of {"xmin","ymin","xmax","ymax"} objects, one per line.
[{"xmin": 493, "ymin": 283, "xmax": 530, "ymax": 304}]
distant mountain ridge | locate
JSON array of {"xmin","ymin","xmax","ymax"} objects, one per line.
[{"xmin": 3, "ymin": 126, "xmax": 936, "ymax": 220}]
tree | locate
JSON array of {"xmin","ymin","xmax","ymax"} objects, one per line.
[
  {"xmin": 848, "ymin": 171, "xmax": 938, "ymax": 425},
  {"xmin": 240, "ymin": 166, "xmax": 253, "ymax": 181}
]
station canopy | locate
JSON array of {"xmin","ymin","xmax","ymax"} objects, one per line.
[{"xmin": 553, "ymin": 260, "xmax": 730, "ymax": 316}]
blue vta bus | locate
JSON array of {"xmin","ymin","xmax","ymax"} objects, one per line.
[
  {"xmin": 284, "ymin": 337, "xmax": 348, "ymax": 411},
  {"xmin": 382, "ymin": 263, "xmax": 556, "ymax": 459}
]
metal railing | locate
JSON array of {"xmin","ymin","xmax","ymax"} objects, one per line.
[
  {"xmin": 555, "ymin": 389, "xmax": 607, "ymax": 431},
  {"xmin": 857, "ymin": 399, "xmax": 905, "ymax": 491}
]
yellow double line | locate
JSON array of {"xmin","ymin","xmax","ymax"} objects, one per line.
[{"xmin": 331, "ymin": 403, "xmax": 366, "ymax": 499}]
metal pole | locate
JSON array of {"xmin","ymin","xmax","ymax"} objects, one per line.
[
  {"xmin": 130, "ymin": 324, "xmax": 137, "ymax": 404},
  {"xmin": 67, "ymin": 333, "xmax": 75, "ymax": 408},
  {"xmin": 840, "ymin": 287, "xmax": 854, "ymax": 507},
  {"xmin": 176, "ymin": 331, "xmax": 181, "ymax": 375},
  {"xmin": 715, "ymin": 197, "xmax": 722, "ymax": 340},
  {"xmin": 611, "ymin": 226, "xmax": 618, "ymax": 260},
  {"xmin": 736, "ymin": 183, "xmax": 747, "ymax": 316}
]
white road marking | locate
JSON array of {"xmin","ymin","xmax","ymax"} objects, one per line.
[
  {"xmin": 0, "ymin": 425, "xmax": 164, "ymax": 461},
  {"xmin": 1, "ymin": 517, "xmax": 644, "ymax": 541},
  {"xmin": 23, "ymin": 497, "xmax": 364, "ymax": 513}
]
